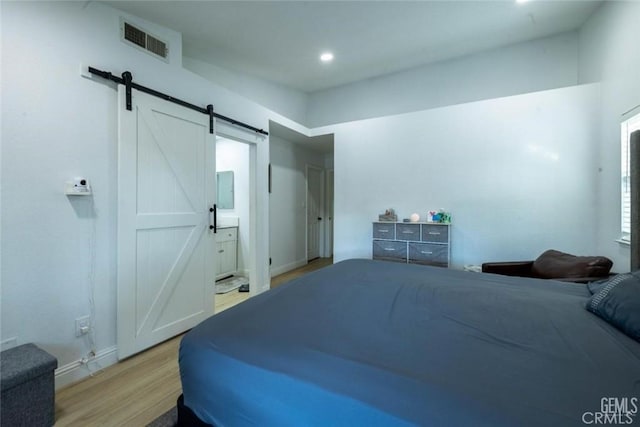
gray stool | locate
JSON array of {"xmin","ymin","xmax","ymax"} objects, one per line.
[{"xmin": 1, "ymin": 343, "xmax": 58, "ymax": 427}]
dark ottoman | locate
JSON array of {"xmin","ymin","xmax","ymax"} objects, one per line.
[{"xmin": 1, "ymin": 343, "xmax": 58, "ymax": 426}]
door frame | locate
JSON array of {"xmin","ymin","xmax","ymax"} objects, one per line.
[
  {"xmin": 305, "ymin": 164, "xmax": 325, "ymax": 261},
  {"xmin": 216, "ymin": 122, "xmax": 267, "ymax": 296}
]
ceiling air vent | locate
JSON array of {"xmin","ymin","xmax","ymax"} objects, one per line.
[{"xmin": 122, "ymin": 21, "xmax": 169, "ymax": 61}]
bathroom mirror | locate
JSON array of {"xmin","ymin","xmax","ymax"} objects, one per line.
[{"xmin": 217, "ymin": 171, "xmax": 234, "ymax": 209}]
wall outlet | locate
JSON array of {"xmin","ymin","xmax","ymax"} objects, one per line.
[
  {"xmin": 75, "ymin": 316, "xmax": 91, "ymax": 337},
  {"xmin": 1, "ymin": 337, "xmax": 18, "ymax": 351}
]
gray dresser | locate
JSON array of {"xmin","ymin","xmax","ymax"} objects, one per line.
[{"xmin": 372, "ymin": 222, "xmax": 451, "ymax": 267}]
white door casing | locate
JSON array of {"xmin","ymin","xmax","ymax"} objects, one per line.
[
  {"xmin": 325, "ymin": 169, "xmax": 334, "ymax": 258},
  {"xmin": 215, "ymin": 123, "xmax": 263, "ymax": 294},
  {"xmin": 306, "ymin": 165, "xmax": 323, "ymax": 261},
  {"xmin": 117, "ymin": 87, "xmax": 216, "ymax": 359}
]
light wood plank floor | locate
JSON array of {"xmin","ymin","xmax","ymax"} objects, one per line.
[
  {"xmin": 54, "ymin": 257, "xmax": 333, "ymax": 426},
  {"xmin": 271, "ymin": 257, "xmax": 333, "ymax": 289}
]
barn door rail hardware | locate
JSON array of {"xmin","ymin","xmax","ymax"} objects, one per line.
[{"xmin": 87, "ymin": 66, "xmax": 268, "ymax": 136}]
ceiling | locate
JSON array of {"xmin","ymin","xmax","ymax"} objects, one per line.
[
  {"xmin": 105, "ymin": 0, "xmax": 601, "ymax": 152},
  {"xmin": 105, "ymin": 0, "xmax": 601, "ymax": 93}
]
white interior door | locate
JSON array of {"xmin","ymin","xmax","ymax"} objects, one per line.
[
  {"xmin": 306, "ymin": 165, "xmax": 323, "ymax": 261},
  {"xmin": 117, "ymin": 86, "xmax": 216, "ymax": 359},
  {"xmin": 325, "ymin": 169, "xmax": 334, "ymax": 258}
]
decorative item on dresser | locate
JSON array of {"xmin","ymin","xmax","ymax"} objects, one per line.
[
  {"xmin": 378, "ymin": 208, "xmax": 397, "ymax": 222},
  {"xmin": 372, "ymin": 222, "xmax": 451, "ymax": 267}
]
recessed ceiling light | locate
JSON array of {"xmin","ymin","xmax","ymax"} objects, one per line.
[
  {"xmin": 516, "ymin": 0, "xmax": 530, "ymax": 3},
  {"xmin": 320, "ymin": 52, "xmax": 334, "ymax": 63}
]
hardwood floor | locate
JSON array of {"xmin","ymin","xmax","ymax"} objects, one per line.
[
  {"xmin": 54, "ymin": 336, "xmax": 182, "ymax": 426},
  {"xmin": 54, "ymin": 257, "xmax": 333, "ymax": 426},
  {"xmin": 271, "ymin": 257, "xmax": 333, "ymax": 288},
  {"xmin": 214, "ymin": 286, "xmax": 251, "ymax": 312}
]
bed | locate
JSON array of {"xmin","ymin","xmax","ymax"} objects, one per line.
[{"xmin": 179, "ymin": 259, "xmax": 640, "ymax": 426}]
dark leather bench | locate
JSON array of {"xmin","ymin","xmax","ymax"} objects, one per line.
[{"xmin": 482, "ymin": 249, "xmax": 614, "ymax": 283}]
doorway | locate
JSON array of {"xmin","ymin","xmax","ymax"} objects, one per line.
[
  {"xmin": 325, "ymin": 169, "xmax": 334, "ymax": 258},
  {"xmin": 214, "ymin": 133, "xmax": 259, "ymax": 311},
  {"xmin": 306, "ymin": 164, "xmax": 324, "ymax": 261},
  {"xmin": 268, "ymin": 121, "xmax": 334, "ymax": 277}
]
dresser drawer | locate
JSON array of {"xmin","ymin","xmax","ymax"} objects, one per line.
[
  {"xmin": 421, "ymin": 224, "xmax": 449, "ymax": 243},
  {"xmin": 395, "ymin": 223, "xmax": 421, "ymax": 241},
  {"xmin": 216, "ymin": 227, "xmax": 237, "ymax": 243},
  {"xmin": 373, "ymin": 240, "xmax": 407, "ymax": 262},
  {"xmin": 372, "ymin": 222, "xmax": 395, "ymax": 239},
  {"xmin": 409, "ymin": 243, "xmax": 448, "ymax": 267}
]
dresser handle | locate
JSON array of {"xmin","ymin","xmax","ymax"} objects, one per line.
[
  {"xmin": 402, "ymin": 230, "xmax": 413, "ymax": 234},
  {"xmin": 421, "ymin": 251, "xmax": 433, "ymax": 255},
  {"xmin": 428, "ymin": 232, "xmax": 441, "ymax": 235},
  {"xmin": 379, "ymin": 230, "xmax": 389, "ymax": 233},
  {"xmin": 384, "ymin": 248, "xmax": 396, "ymax": 251}
]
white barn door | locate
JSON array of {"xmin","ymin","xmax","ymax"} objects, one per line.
[{"xmin": 117, "ymin": 87, "xmax": 216, "ymax": 359}]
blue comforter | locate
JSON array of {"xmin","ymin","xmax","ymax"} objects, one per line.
[{"xmin": 180, "ymin": 259, "xmax": 640, "ymax": 426}]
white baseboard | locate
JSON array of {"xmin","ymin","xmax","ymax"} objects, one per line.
[
  {"xmin": 270, "ymin": 258, "xmax": 307, "ymax": 277},
  {"xmin": 54, "ymin": 346, "xmax": 118, "ymax": 389}
]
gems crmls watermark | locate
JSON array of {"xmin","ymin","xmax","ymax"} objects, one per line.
[{"xmin": 583, "ymin": 398, "xmax": 638, "ymax": 425}]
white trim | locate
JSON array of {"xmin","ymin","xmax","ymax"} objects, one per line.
[
  {"xmin": 616, "ymin": 238, "xmax": 631, "ymax": 246},
  {"xmin": 621, "ymin": 108, "xmax": 640, "ymax": 237},
  {"xmin": 270, "ymin": 258, "xmax": 307, "ymax": 277},
  {"xmin": 54, "ymin": 346, "xmax": 118, "ymax": 390},
  {"xmin": 215, "ymin": 123, "xmax": 267, "ymax": 296},
  {"xmin": 0, "ymin": 337, "xmax": 18, "ymax": 352}
]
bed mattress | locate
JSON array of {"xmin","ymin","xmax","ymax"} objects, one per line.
[{"xmin": 179, "ymin": 259, "xmax": 640, "ymax": 426}]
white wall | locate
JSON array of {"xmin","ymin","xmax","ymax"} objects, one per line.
[
  {"xmin": 0, "ymin": 1, "xmax": 288, "ymax": 387},
  {"xmin": 269, "ymin": 135, "xmax": 326, "ymax": 275},
  {"xmin": 578, "ymin": 1, "xmax": 640, "ymax": 271},
  {"xmin": 315, "ymin": 84, "xmax": 601, "ymax": 267},
  {"xmin": 307, "ymin": 32, "xmax": 579, "ymax": 127},
  {"xmin": 216, "ymin": 139, "xmax": 250, "ymax": 274},
  {"xmin": 184, "ymin": 57, "xmax": 308, "ymax": 126}
]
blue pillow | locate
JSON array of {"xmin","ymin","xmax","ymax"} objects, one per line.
[{"xmin": 586, "ymin": 271, "xmax": 640, "ymax": 341}]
